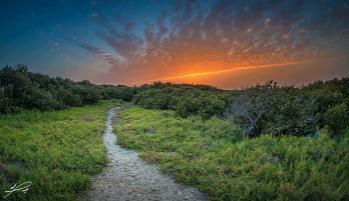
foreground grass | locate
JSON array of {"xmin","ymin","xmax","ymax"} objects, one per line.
[
  {"xmin": 114, "ymin": 106, "xmax": 349, "ymax": 201},
  {"xmin": 0, "ymin": 100, "xmax": 120, "ymax": 201}
]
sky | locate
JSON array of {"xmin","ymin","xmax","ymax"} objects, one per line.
[{"xmin": 0, "ymin": 0, "xmax": 349, "ymax": 89}]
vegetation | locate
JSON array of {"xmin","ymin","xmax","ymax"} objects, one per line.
[
  {"xmin": 0, "ymin": 65, "xmax": 134, "ymax": 114},
  {"xmin": 1, "ymin": 66, "xmax": 349, "ymax": 200},
  {"xmin": 114, "ymin": 106, "xmax": 349, "ymax": 201},
  {"xmin": 134, "ymin": 82, "xmax": 230, "ymax": 118},
  {"xmin": 132, "ymin": 79, "xmax": 349, "ymax": 136},
  {"xmin": 0, "ymin": 101, "xmax": 120, "ymax": 200},
  {"xmin": 2, "ymin": 64, "xmax": 348, "ymax": 137},
  {"xmin": 323, "ymin": 103, "xmax": 349, "ymax": 136}
]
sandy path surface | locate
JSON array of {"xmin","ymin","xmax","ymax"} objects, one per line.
[{"xmin": 82, "ymin": 107, "xmax": 206, "ymax": 201}]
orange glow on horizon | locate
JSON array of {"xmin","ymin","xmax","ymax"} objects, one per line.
[{"xmin": 137, "ymin": 58, "xmax": 333, "ymax": 84}]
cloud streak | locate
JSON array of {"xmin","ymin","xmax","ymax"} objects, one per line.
[
  {"xmin": 137, "ymin": 57, "xmax": 341, "ymax": 83},
  {"xmin": 71, "ymin": 40, "xmax": 120, "ymax": 67}
]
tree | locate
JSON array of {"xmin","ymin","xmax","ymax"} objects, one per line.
[{"xmin": 229, "ymin": 81, "xmax": 276, "ymax": 137}]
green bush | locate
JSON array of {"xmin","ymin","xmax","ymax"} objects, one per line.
[
  {"xmin": 262, "ymin": 91, "xmax": 319, "ymax": 136},
  {"xmin": 324, "ymin": 103, "xmax": 349, "ymax": 134},
  {"xmin": 62, "ymin": 92, "xmax": 82, "ymax": 106},
  {"xmin": 197, "ymin": 96, "xmax": 226, "ymax": 118},
  {"xmin": 176, "ymin": 96, "xmax": 201, "ymax": 117},
  {"xmin": 134, "ymin": 89, "xmax": 171, "ymax": 109}
]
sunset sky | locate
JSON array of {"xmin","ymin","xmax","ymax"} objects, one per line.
[{"xmin": 1, "ymin": 0, "xmax": 349, "ymax": 89}]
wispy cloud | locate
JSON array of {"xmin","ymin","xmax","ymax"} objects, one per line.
[{"xmin": 81, "ymin": 44, "xmax": 119, "ymax": 66}]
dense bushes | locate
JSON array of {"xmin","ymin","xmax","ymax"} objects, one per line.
[
  {"xmin": 100, "ymin": 85, "xmax": 135, "ymax": 102},
  {"xmin": 229, "ymin": 82, "xmax": 320, "ymax": 137},
  {"xmin": 0, "ymin": 65, "xmax": 134, "ymax": 114},
  {"xmin": 176, "ymin": 95, "xmax": 226, "ymax": 118},
  {"xmin": 134, "ymin": 79, "xmax": 349, "ymax": 137},
  {"xmin": 227, "ymin": 80, "xmax": 349, "ymax": 137},
  {"xmin": 134, "ymin": 82, "xmax": 230, "ymax": 118}
]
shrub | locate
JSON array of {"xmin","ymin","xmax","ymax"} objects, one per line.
[
  {"xmin": 197, "ymin": 96, "xmax": 225, "ymax": 118},
  {"xmin": 176, "ymin": 97, "xmax": 200, "ymax": 117},
  {"xmin": 262, "ymin": 92, "xmax": 319, "ymax": 136},
  {"xmin": 62, "ymin": 91, "xmax": 82, "ymax": 106},
  {"xmin": 134, "ymin": 89, "xmax": 171, "ymax": 109},
  {"xmin": 323, "ymin": 103, "xmax": 349, "ymax": 134}
]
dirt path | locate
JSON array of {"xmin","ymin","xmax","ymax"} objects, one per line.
[{"xmin": 82, "ymin": 107, "xmax": 206, "ymax": 201}]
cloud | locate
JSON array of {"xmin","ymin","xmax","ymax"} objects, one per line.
[
  {"xmin": 76, "ymin": 42, "xmax": 119, "ymax": 67},
  {"xmin": 53, "ymin": 42, "xmax": 59, "ymax": 48},
  {"xmin": 71, "ymin": 0, "xmax": 349, "ymax": 84}
]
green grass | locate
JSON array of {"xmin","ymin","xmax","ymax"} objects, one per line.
[
  {"xmin": 114, "ymin": 106, "xmax": 349, "ymax": 201},
  {"xmin": 0, "ymin": 100, "xmax": 120, "ymax": 201}
]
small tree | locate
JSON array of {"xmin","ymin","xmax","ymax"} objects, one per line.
[{"xmin": 229, "ymin": 81, "xmax": 276, "ymax": 137}]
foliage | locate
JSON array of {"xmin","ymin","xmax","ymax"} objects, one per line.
[
  {"xmin": 262, "ymin": 91, "xmax": 319, "ymax": 136},
  {"xmin": 115, "ymin": 106, "xmax": 349, "ymax": 201},
  {"xmin": 0, "ymin": 65, "xmax": 134, "ymax": 114},
  {"xmin": 100, "ymin": 85, "xmax": 135, "ymax": 102},
  {"xmin": 323, "ymin": 103, "xmax": 349, "ymax": 135},
  {"xmin": 229, "ymin": 81, "xmax": 276, "ymax": 136},
  {"xmin": 0, "ymin": 101, "xmax": 120, "ymax": 200},
  {"xmin": 2, "ymin": 64, "xmax": 349, "ymax": 138},
  {"xmin": 132, "ymin": 79, "xmax": 349, "ymax": 137},
  {"xmin": 134, "ymin": 82, "xmax": 230, "ymax": 118},
  {"xmin": 227, "ymin": 79, "xmax": 349, "ymax": 137},
  {"xmin": 176, "ymin": 95, "xmax": 226, "ymax": 118}
]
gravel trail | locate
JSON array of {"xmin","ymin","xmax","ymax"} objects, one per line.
[{"xmin": 82, "ymin": 107, "xmax": 206, "ymax": 201}]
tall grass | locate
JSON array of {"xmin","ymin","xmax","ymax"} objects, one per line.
[
  {"xmin": 0, "ymin": 100, "xmax": 120, "ymax": 201},
  {"xmin": 114, "ymin": 106, "xmax": 349, "ymax": 201}
]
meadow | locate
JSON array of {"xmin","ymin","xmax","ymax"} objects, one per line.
[
  {"xmin": 0, "ymin": 101, "xmax": 120, "ymax": 201},
  {"xmin": 114, "ymin": 106, "xmax": 349, "ymax": 201}
]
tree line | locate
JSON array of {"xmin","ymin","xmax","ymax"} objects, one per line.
[
  {"xmin": 1, "ymin": 64, "xmax": 348, "ymax": 137},
  {"xmin": 0, "ymin": 65, "xmax": 134, "ymax": 113}
]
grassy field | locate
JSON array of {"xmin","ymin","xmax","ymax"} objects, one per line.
[
  {"xmin": 0, "ymin": 100, "xmax": 120, "ymax": 201},
  {"xmin": 114, "ymin": 106, "xmax": 349, "ymax": 201}
]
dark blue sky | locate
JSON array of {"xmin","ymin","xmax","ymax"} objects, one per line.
[
  {"xmin": 0, "ymin": 0, "xmax": 171, "ymax": 75},
  {"xmin": 1, "ymin": 0, "xmax": 349, "ymax": 88}
]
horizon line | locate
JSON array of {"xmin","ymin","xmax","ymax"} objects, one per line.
[{"xmin": 135, "ymin": 57, "xmax": 339, "ymax": 84}]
